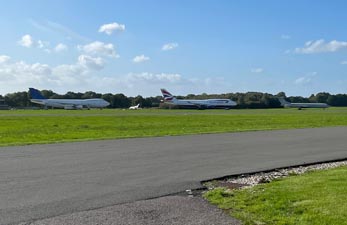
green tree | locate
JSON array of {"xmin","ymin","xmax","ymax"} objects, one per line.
[
  {"xmin": 327, "ymin": 94, "xmax": 347, "ymax": 106},
  {"xmin": 5, "ymin": 92, "xmax": 30, "ymax": 107},
  {"xmin": 102, "ymin": 93, "xmax": 113, "ymax": 107},
  {"xmin": 40, "ymin": 90, "xmax": 56, "ymax": 99},
  {"xmin": 132, "ymin": 95, "xmax": 144, "ymax": 106},
  {"xmin": 82, "ymin": 91, "xmax": 101, "ymax": 99},
  {"xmin": 64, "ymin": 91, "xmax": 83, "ymax": 99},
  {"xmin": 276, "ymin": 92, "xmax": 286, "ymax": 98},
  {"xmin": 289, "ymin": 96, "xmax": 308, "ymax": 103},
  {"xmin": 112, "ymin": 94, "xmax": 131, "ymax": 108},
  {"xmin": 315, "ymin": 92, "xmax": 331, "ymax": 103}
]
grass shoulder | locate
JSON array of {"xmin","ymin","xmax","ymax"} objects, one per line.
[
  {"xmin": 204, "ymin": 166, "xmax": 347, "ymax": 225},
  {"xmin": 1, "ymin": 108, "xmax": 347, "ymax": 146}
]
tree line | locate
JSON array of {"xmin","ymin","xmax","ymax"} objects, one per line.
[{"xmin": 1, "ymin": 89, "xmax": 347, "ymax": 109}]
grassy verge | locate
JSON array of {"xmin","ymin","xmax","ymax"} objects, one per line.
[
  {"xmin": 204, "ymin": 166, "xmax": 347, "ymax": 225},
  {"xmin": 1, "ymin": 108, "xmax": 347, "ymax": 146}
]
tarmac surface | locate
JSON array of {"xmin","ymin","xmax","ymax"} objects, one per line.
[
  {"xmin": 1, "ymin": 127, "xmax": 347, "ymax": 225},
  {"xmin": 18, "ymin": 196, "xmax": 241, "ymax": 225}
]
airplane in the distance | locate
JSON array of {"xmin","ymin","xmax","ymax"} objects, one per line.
[
  {"xmin": 129, "ymin": 104, "xmax": 141, "ymax": 110},
  {"xmin": 161, "ymin": 89, "xmax": 237, "ymax": 109},
  {"xmin": 29, "ymin": 88, "xmax": 110, "ymax": 109},
  {"xmin": 278, "ymin": 97, "xmax": 329, "ymax": 110}
]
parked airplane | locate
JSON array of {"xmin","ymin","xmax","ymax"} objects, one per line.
[
  {"xmin": 161, "ymin": 89, "xmax": 237, "ymax": 109},
  {"xmin": 278, "ymin": 97, "xmax": 329, "ymax": 109},
  {"xmin": 29, "ymin": 88, "xmax": 110, "ymax": 109},
  {"xmin": 129, "ymin": 104, "xmax": 141, "ymax": 110}
]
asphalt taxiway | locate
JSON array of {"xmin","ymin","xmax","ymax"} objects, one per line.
[{"xmin": 1, "ymin": 127, "xmax": 346, "ymax": 224}]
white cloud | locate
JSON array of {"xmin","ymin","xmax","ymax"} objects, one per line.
[
  {"xmin": 37, "ymin": 40, "xmax": 44, "ymax": 48},
  {"xmin": 0, "ymin": 55, "xmax": 10, "ymax": 63},
  {"xmin": 294, "ymin": 39, "xmax": 347, "ymax": 54},
  {"xmin": 133, "ymin": 54, "xmax": 150, "ymax": 63},
  {"xmin": 53, "ymin": 64, "xmax": 85, "ymax": 78},
  {"xmin": 162, "ymin": 43, "xmax": 178, "ymax": 51},
  {"xmin": 53, "ymin": 55, "xmax": 105, "ymax": 77},
  {"xmin": 0, "ymin": 61, "xmax": 52, "ymax": 76},
  {"xmin": 251, "ymin": 68, "xmax": 264, "ymax": 73},
  {"xmin": 37, "ymin": 40, "xmax": 50, "ymax": 49},
  {"xmin": 341, "ymin": 60, "xmax": 347, "ymax": 65},
  {"xmin": 295, "ymin": 77, "xmax": 310, "ymax": 85},
  {"xmin": 78, "ymin": 41, "xmax": 119, "ymax": 58},
  {"xmin": 0, "ymin": 57, "xmax": 184, "ymax": 95},
  {"xmin": 18, "ymin": 35, "xmax": 53, "ymax": 53},
  {"xmin": 0, "ymin": 61, "xmax": 53, "ymax": 89},
  {"xmin": 78, "ymin": 55, "xmax": 104, "ymax": 70},
  {"xmin": 98, "ymin": 22, "xmax": 125, "ymax": 35},
  {"xmin": 281, "ymin": 34, "xmax": 291, "ymax": 40},
  {"xmin": 18, "ymin": 34, "xmax": 34, "ymax": 47},
  {"xmin": 0, "ymin": 54, "xmax": 105, "ymax": 91},
  {"xmin": 54, "ymin": 43, "xmax": 68, "ymax": 52},
  {"xmin": 294, "ymin": 72, "xmax": 317, "ymax": 85},
  {"xmin": 127, "ymin": 72, "xmax": 182, "ymax": 83},
  {"xmin": 0, "ymin": 55, "xmax": 230, "ymax": 96}
]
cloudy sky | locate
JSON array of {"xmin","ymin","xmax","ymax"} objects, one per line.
[{"xmin": 1, "ymin": 0, "xmax": 347, "ymax": 97}]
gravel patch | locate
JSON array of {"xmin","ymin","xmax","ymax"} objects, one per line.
[{"xmin": 205, "ymin": 160, "xmax": 347, "ymax": 189}]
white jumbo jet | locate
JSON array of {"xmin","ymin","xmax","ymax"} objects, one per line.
[
  {"xmin": 29, "ymin": 88, "xmax": 110, "ymax": 109},
  {"xmin": 278, "ymin": 97, "xmax": 329, "ymax": 110},
  {"xmin": 161, "ymin": 89, "xmax": 237, "ymax": 109},
  {"xmin": 129, "ymin": 104, "xmax": 141, "ymax": 110}
]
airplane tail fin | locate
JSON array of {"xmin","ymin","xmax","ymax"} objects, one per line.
[
  {"xmin": 160, "ymin": 89, "xmax": 176, "ymax": 102},
  {"xmin": 278, "ymin": 97, "xmax": 290, "ymax": 106},
  {"xmin": 29, "ymin": 88, "xmax": 46, "ymax": 99}
]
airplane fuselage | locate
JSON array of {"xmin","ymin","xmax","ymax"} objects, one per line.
[
  {"xmin": 30, "ymin": 98, "xmax": 110, "ymax": 109},
  {"xmin": 283, "ymin": 103, "xmax": 329, "ymax": 109},
  {"xmin": 278, "ymin": 97, "xmax": 329, "ymax": 109},
  {"xmin": 169, "ymin": 98, "xmax": 237, "ymax": 109}
]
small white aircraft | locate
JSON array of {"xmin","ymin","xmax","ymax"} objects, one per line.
[
  {"xmin": 161, "ymin": 89, "xmax": 237, "ymax": 109},
  {"xmin": 278, "ymin": 97, "xmax": 329, "ymax": 110},
  {"xmin": 129, "ymin": 104, "xmax": 141, "ymax": 110},
  {"xmin": 29, "ymin": 88, "xmax": 110, "ymax": 109}
]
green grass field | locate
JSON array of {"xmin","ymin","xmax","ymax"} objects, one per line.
[
  {"xmin": 1, "ymin": 107, "xmax": 347, "ymax": 146},
  {"xmin": 204, "ymin": 166, "xmax": 347, "ymax": 225}
]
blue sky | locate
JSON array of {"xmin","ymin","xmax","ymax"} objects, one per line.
[{"xmin": 1, "ymin": 0, "xmax": 346, "ymax": 97}]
